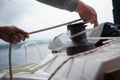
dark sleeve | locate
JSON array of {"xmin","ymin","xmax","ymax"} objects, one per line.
[
  {"xmin": 37, "ymin": 0, "xmax": 78, "ymax": 12},
  {"xmin": 112, "ymin": 0, "xmax": 120, "ymax": 24}
]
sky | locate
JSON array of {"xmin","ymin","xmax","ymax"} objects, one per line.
[{"xmin": 0, "ymin": 0, "xmax": 113, "ymax": 44}]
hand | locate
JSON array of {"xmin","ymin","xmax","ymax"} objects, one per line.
[
  {"xmin": 0, "ymin": 26, "xmax": 29, "ymax": 44},
  {"xmin": 75, "ymin": 0, "xmax": 98, "ymax": 27}
]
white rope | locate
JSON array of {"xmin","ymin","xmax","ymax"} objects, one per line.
[
  {"xmin": 8, "ymin": 19, "xmax": 82, "ymax": 80},
  {"xmin": 4, "ymin": 54, "xmax": 59, "ymax": 75},
  {"xmin": 48, "ymin": 42, "xmax": 113, "ymax": 80},
  {"xmin": 9, "ymin": 43, "xmax": 13, "ymax": 80},
  {"xmin": 7, "ymin": 17, "xmax": 120, "ymax": 80},
  {"xmin": 70, "ymin": 28, "xmax": 94, "ymax": 39},
  {"xmin": 29, "ymin": 19, "xmax": 82, "ymax": 34},
  {"xmin": 87, "ymin": 37, "xmax": 120, "ymax": 40}
]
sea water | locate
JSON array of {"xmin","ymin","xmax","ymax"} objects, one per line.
[{"xmin": 0, "ymin": 41, "xmax": 51, "ymax": 73}]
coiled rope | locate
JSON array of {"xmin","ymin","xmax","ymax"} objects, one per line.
[
  {"xmin": 8, "ymin": 19, "xmax": 82, "ymax": 80},
  {"xmin": 9, "ymin": 18, "xmax": 119, "ymax": 80},
  {"xmin": 8, "ymin": 19, "xmax": 120, "ymax": 80}
]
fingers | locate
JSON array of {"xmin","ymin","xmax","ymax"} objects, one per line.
[
  {"xmin": 10, "ymin": 33, "xmax": 28, "ymax": 44},
  {"xmin": 86, "ymin": 18, "xmax": 98, "ymax": 28},
  {"xmin": 94, "ymin": 22, "xmax": 98, "ymax": 27},
  {"xmin": 78, "ymin": 11, "xmax": 98, "ymax": 28},
  {"xmin": 76, "ymin": 0, "xmax": 98, "ymax": 28},
  {"xmin": 10, "ymin": 26, "xmax": 29, "ymax": 44},
  {"xmin": 16, "ymin": 33, "xmax": 26, "ymax": 41},
  {"xmin": 13, "ymin": 26, "xmax": 29, "ymax": 38},
  {"xmin": 0, "ymin": 26, "xmax": 29, "ymax": 44}
]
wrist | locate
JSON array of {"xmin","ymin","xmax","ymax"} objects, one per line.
[
  {"xmin": 75, "ymin": 0, "xmax": 86, "ymax": 15},
  {"xmin": 0, "ymin": 26, "xmax": 6, "ymax": 33},
  {"xmin": 0, "ymin": 27, "xmax": 4, "ymax": 38},
  {"xmin": 0, "ymin": 26, "xmax": 7, "ymax": 38},
  {"xmin": 0, "ymin": 26, "xmax": 4, "ymax": 33}
]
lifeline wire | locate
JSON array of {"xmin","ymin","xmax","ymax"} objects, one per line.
[{"xmin": 8, "ymin": 19, "xmax": 82, "ymax": 80}]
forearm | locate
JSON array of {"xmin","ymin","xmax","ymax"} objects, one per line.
[
  {"xmin": 37, "ymin": 0, "xmax": 78, "ymax": 12},
  {"xmin": 0, "ymin": 27, "xmax": 5, "ymax": 39},
  {"xmin": 0, "ymin": 27, "xmax": 5, "ymax": 34},
  {"xmin": 37, "ymin": 0, "xmax": 98, "ymax": 27},
  {"xmin": 75, "ymin": 0, "xmax": 85, "ymax": 15}
]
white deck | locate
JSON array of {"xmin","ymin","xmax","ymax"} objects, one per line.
[{"xmin": 0, "ymin": 41, "xmax": 120, "ymax": 80}]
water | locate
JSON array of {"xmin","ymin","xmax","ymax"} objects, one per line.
[{"xmin": 0, "ymin": 41, "xmax": 52, "ymax": 73}]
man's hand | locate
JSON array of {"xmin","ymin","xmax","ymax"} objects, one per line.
[
  {"xmin": 0, "ymin": 26, "xmax": 29, "ymax": 44},
  {"xmin": 75, "ymin": 0, "xmax": 98, "ymax": 27}
]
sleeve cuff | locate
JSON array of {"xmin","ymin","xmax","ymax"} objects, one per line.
[{"xmin": 64, "ymin": 0, "xmax": 79, "ymax": 12}]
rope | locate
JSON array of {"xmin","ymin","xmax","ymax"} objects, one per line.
[
  {"xmin": 8, "ymin": 18, "xmax": 119, "ymax": 80},
  {"xmin": 29, "ymin": 19, "xmax": 82, "ymax": 34},
  {"xmin": 8, "ymin": 18, "xmax": 120, "ymax": 80},
  {"xmin": 70, "ymin": 28, "xmax": 94, "ymax": 39},
  {"xmin": 48, "ymin": 42, "xmax": 113, "ymax": 80},
  {"xmin": 9, "ymin": 43, "xmax": 13, "ymax": 80},
  {"xmin": 8, "ymin": 19, "xmax": 82, "ymax": 80}
]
